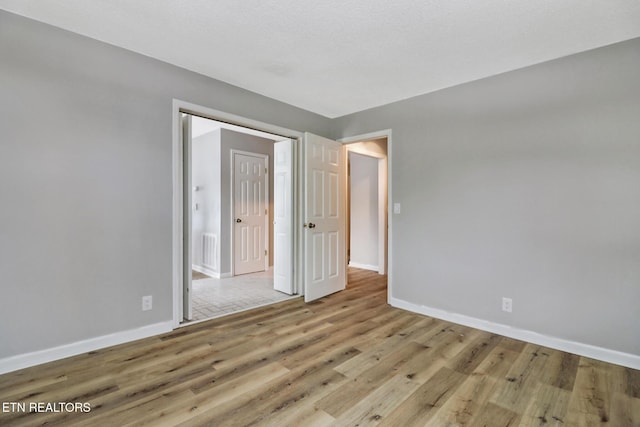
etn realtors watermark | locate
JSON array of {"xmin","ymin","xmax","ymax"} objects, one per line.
[{"xmin": 2, "ymin": 401, "xmax": 91, "ymax": 413}]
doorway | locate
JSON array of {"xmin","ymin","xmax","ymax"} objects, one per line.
[
  {"xmin": 345, "ymin": 138, "xmax": 388, "ymax": 276},
  {"xmin": 173, "ymin": 101, "xmax": 302, "ymax": 326},
  {"xmin": 173, "ymin": 101, "xmax": 392, "ymax": 325}
]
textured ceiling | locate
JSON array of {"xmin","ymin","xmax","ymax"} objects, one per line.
[{"xmin": 2, "ymin": 0, "xmax": 640, "ymax": 118}]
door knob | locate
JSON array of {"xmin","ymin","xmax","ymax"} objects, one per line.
[
  {"xmin": 308, "ymin": 222, "xmax": 316, "ymax": 229},
  {"xmin": 236, "ymin": 218, "xmax": 242, "ymax": 223}
]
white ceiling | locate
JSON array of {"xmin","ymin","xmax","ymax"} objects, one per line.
[{"xmin": 2, "ymin": 0, "xmax": 640, "ymax": 118}]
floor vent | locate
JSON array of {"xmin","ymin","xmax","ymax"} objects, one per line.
[{"xmin": 202, "ymin": 233, "xmax": 217, "ymax": 271}]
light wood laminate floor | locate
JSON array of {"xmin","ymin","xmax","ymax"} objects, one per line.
[{"xmin": 1, "ymin": 268, "xmax": 639, "ymax": 426}]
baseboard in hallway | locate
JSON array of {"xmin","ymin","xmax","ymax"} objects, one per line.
[{"xmin": 192, "ymin": 270, "xmax": 211, "ymax": 280}]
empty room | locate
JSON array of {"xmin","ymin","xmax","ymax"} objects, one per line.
[{"xmin": 1, "ymin": 1, "xmax": 639, "ymax": 426}]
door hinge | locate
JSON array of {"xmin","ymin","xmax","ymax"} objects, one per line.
[
  {"xmin": 264, "ymin": 249, "xmax": 268, "ymax": 256},
  {"xmin": 265, "ymin": 209, "xmax": 268, "ymax": 215}
]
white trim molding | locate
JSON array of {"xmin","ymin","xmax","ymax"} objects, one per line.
[
  {"xmin": 192, "ymin": 264, "xmax": 219, "ymax": 279},
  {"xmin": 191, "ymin": 265, "xmax": 231, "ymax": 279},
  {"xmin": 0, "ymin": 321, "xmax": 173, "ymax": 375},
  {"xmin": 348, "ymin": 261, "xmax": 379, "ymax": 272},
  {"xmin": 389, "ymin": 297, "xmax": 640, "ymax": 370}
]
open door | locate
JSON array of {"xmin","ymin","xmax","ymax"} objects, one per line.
[
  {"xmin": 274, "ymin": 139, "xmax": 294, "ymax": 294},
  {"xmin": 181, "ymin": 113, "xmax": 193, "ymax": 321},
  {"xmin": 303, "ymin": 133, "xmax": 346, "ymax": 302}
]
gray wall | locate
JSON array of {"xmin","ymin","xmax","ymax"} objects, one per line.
[
  {"xmin": 0, "ymin": 10, "xmax": 331, "ymax": 359},
  {"xmin": 335, "ymin": 38, "xmax": 640, "ymax": 356}
]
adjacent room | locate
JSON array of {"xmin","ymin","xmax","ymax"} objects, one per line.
[{"xmin": 185, "ymin": 115, "xmax": 295, "ymax": 322}]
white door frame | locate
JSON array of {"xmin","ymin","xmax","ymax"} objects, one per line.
[
  {"xmin": 230, "ymin": 150, "xmax": 269, "ymax": 276},
  {"xmin": 273, "ymin": 139, "xmax": 295, "ymax": 295},
  {"xmin": 339, "ymin": 130, "xmax": 393, "ymax": 299},
  {"xmin": 172, "ymin": 99, "xmax": 303, "ymax": 328},
  {"xmin": 182, "ymin": 114, "xmax": 193, "ymax": 321}
]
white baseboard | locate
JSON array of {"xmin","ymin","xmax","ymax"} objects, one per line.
[
  {"xmin": 192, "ymin": 264, "xmax": 219, "ymax": 279},
  {"xmin": 389, "ymin": 297, "xmax": 640, "ymax": 370},
  {"xmin": 0, "ymin": 321, "xmax": 173, "ymax": 375},
  {"xmin": 191, "ymin": 265, "xmax": 232, "ymax": 279},
  {"xmin": 348, "ymin": 262, "xmax": 379, "ymax": 272}
]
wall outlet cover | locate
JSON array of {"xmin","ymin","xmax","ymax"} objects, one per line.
[
  {"xmin": 502, "ymin": 297, "xmax": 512, "ymax": 313},
  {"xmin": 142, "ymin": 295, "xmax": 153, "ymax": 311}
]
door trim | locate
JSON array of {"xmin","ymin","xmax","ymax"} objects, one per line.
[
  {"xmin": 230, "ymin": 150, "xmax": 269, "ymax": 276},
  {"xmin": 338, "ymin": 130, "xmax": 393, "ymax": 301},
  {"xmin": 172, "ymin": 99, "xmax": 303, "ymax": 328}
]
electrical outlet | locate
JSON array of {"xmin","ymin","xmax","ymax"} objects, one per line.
[
  {"xmin": 142, "ymin": 295, "xmax": 153, "ymax": 311},
  {"xmin": 502, "ymin": 297, "xmax": 512, "ymax": 313}
]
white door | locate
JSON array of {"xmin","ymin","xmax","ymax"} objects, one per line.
[
  {"xmin": 274, "ymin": 139, "xmax": 294, "ymax": 294},
  {"xmin": 304, "ymin": 133, "xmax": 346, "ymax": 302},
  {"xmin": 233, "ymin": 152, "xmax": 268, "ymax": 276},
  {"xmin": 182, "ymin": 114, "xmax": 193, "ymax": 321}
]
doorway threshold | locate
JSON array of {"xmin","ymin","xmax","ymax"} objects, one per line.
[{"xmin": 180, "ymin": 270, "xmax": 299, "ymax": 326}]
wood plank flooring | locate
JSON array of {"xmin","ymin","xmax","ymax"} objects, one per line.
[{"xmin": 1, "ymin": 268, "xmax": 639, "ymax": 426}]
